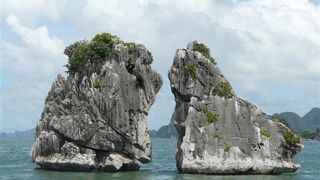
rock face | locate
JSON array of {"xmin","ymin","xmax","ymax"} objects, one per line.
[
  {"xmin": 169, "ymin": 41, "xmax": 303, "ymax": 174},
  {"xmin": 31, "ymin": 33, "xmax": 162, "ymax": 171}
]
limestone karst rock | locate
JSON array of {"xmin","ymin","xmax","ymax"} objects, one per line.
[
  {"xmin": 168, "ymin": 41, "xmax": 303, "ymax": 174},
  {"xmin": 31, "ymin": 33, "xmax": 162, "ymax": 171}
]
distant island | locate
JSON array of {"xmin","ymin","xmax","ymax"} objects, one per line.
[
  {"xmin": 149, "ymin": 113, "xmax": 178, "ymax": 138},
  {"xmin": 0, "ymin": 129, "xmax": 34, "ymax": 140},
  {"xmin": 150, "ymin": 107, "xmax": 320, "ymax": 140}
]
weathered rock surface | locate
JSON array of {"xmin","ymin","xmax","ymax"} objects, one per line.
[
  {"xmin": 31, "ymin": 33, "xmax": 162, "ymax": 171},
  {"xmin": 169, "ymin": 41, "xmax": 303, "ymax": 174}
]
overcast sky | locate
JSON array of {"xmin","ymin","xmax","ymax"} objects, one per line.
[{"xmin": 1, "ymin": 0, "xmax": 319, "ymax": 132}]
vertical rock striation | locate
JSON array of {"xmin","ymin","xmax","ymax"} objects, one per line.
[
  {"xmin": 169, "ymin": 41, "xmax": 303, "ymax": 174},
  {"xmin": 31, "ymin": 33, "xmax": 162, "ymax": 171}
]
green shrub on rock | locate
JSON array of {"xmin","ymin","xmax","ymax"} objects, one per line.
[
  {"xmin": 213, "ymin": 132, "xmax": 222, "ymax": 138},
  {"xmin": 66, "ymin": 33, "xmax": 136, "ymax": 74},
  {"xmin": 124, "ymin": 42, "xmax": 136, "ymax": 56},
  {"xmin": 184, "ymin": 64, "xmax": 197, "ymax": 80},
  {"xmin": 203, "ymin": 107, "xmax": 219, "ymax": 124},
  {"xmin": 260, "ymin": 128, "xmax": 271, "ymax": 137},
  {"xmin": 272, "ymin": 117, "xmax": 280, "ymax": 124},
  {"xmin": 65, "ymin": 42, "xmax": 90, "ymax": 74},
  {"xmin": 89, "ymin": 33, "xmax": 120, "ymax": 60},
  {"xmin": 283, "ymin": 131, "xmax": 300, "ymax": 145},
  {"xmin": 208, "ymin": 56, "xmax": 217, "ymax": 65},
  {"xmin": 192, "ymin": 43, "xmax": 217, "ymax": 65},
  {"xmin": 124, "ymin": 42, "xmax": 136, "ymax": 47},
  {"xmin": 193, "ymin": 43, "xmax": 209, "ymax": 56},
  {"xmin": 213, "ymin": 81, "xmax": 234, "ymax": 99},
  {"xmin": 101, "ymin": 111, "xmax": 107, "ymax": 119},
  {"xmin": 224, "ymin": 146, "xmax": 231, "ymax": 152},
  {"xmin": 93, "ymin": 79, "xmax": 102, "ymax": 89}
]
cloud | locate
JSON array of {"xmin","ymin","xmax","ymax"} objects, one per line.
[
  {"xmin": 203, "ymin": 0, "xmax": 320, "ymax": 114},
  {"xmin": 6, "ymin": 15, "xmax": 65, "ymax": 56},
  {"xmin": 1, "ymin": 16, "xmax": 66, "ymax": 132},
  {"xmin": 65, "ymin": 0, "xmax": 319, "ymax": 121},
  {"xmin": 1, "ymin": 0, "xmax": 66, "ymax": 24},
  {"xmin": 1, "ymin": 0, "xmax": 319, "ymax": 132}
]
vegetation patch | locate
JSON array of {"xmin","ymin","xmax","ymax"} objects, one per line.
[
  {"xmin": 101, "ymin": 111, "xmax": 107, "ymax": 120},
  {"xmin": 208, "ymin": 56, "xmax": 217, "ymax": 65},
  {"xmin": 260, "ymin": 128, "xmax": 271, "ymax": 137},
  {"xmin": 213, "ymin": 132, "xmax": 222, "ymax": 138},
  {"xmin": 93, "ymin": 78, "xmax": 102, "ymax": 89},
  {"xmin": 124, "ymin": 42, "xmax": 136, "ymax": 55},
  {"xmin": 65, "ymin": 33, "xmax": 135, "ymax": 74},
  {"xmin": 272, "ymin": 117, "xmax": 280, "ymax": 124},
  {"xmin": 203, "ymin": 107, "xmax": 219, "ymax": 124},
  {"xmin": 89, "ymin": 33, "xmax": 120, "ymax": 60},
  {"xmin": 65, "ymin": 42, "xmax": 90, "ymax": 74},
  {"xmin": 224, "ymin": 146, "xmax": 231, "ymax": 152},
  {"xmin": 192, "ymin": 43, "xmax": 217, "ymax": 65},
  {"xmin": 213, "ymin": 81, "xmax": 234, "ymax": 99},
  {"xmin": 283, "ymin": 131, "xmax": 300, "ymax": 145},
  {"xmin": 184, "ymin": 64, "xmax": 197, "ymax": 80},
  {"xmin": 124, "ymin": 42, "xmax": 136, "ymax": 47}
]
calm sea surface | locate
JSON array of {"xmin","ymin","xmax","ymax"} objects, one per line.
[{"xmin": 0, "ymin": 138, "xmax": 319, "ymax": 180}]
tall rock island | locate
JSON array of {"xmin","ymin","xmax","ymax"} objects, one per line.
[
  {"xmin": 168, "ymin": 41, "xmax": 303, "ymax": 174},
  {"xmin": 31, "ymin": 33, "xmax": 162, "ymax": 171}
]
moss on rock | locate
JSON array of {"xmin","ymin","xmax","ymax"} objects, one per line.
[
  {"xmin": 184, "ymin": 64, "xmax": 197, "ymax": 80},
  {"xmin": 224, "ymin": 146, "xmax": 231, "ymax": 152},
  {"xmin": 203, "ymin": 107, "xmax": 219, "ymax": 124},
  {"xmin": 192, "ymin": 43, "xmax": 217, "ymax": 65},
  {"xmin": 93, "ymin": 78, "xmax": 102, "ymax": 89},
  {"xmin": 65, "ymin": 33, "xmax": 135, "ymax": 75},
  {"xmin": 260, "ymin": 128, "xmax": 271, "ymax": 137},
  {"xmin": 213, "ymin": 81, "xmax": 234, "ymax": 99},
  {"xmin": 283, "ymin": 131, "xmax": 300, "ymax": 145}
]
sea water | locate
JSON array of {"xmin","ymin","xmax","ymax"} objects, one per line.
[{"xmin": 0, "ymin": 138, "xmax": 319, "ymax": 180}]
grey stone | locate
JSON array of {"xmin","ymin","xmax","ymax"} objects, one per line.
[
  {"xmin": 31, "ymin": 35, "xmax": 162, "ymax": 171},
  {"xmin": 168, "ymin": 41, "xmax": 303, "ymax": 174}
]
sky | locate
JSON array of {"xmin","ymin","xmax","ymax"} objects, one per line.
[{"xmin": 0, "ymin": 0, "xmax": 319, "ymax": 133}]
